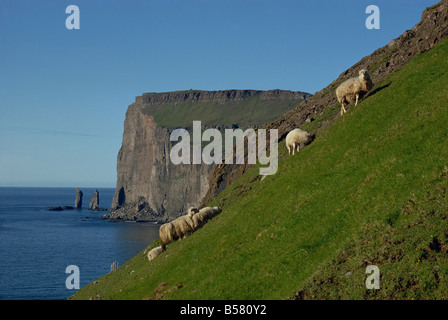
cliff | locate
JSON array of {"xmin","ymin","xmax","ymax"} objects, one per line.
[{"xmin": 107, "ymin": 89, "xmax": 311, "ymax": 222}]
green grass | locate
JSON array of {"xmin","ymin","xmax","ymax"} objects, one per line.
[
  {"xmin": 142, "ymin": 93, "xmax": 304, "ymax": 129},
  {"xmin": 294, "ymin": 173, "xmax": 448, "ymax": 299},
  {"xmin": 70, "ymin": 37, "xmax": 448, "ymax": 300}
]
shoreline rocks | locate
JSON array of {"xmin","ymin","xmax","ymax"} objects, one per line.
[{"xmin": 48, "ymin": 206, "xmax": 74, "ymax": 211}]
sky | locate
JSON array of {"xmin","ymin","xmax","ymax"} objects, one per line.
[{"xmin": 0, "ymin": 0, "xmax": 440, "ymax": 188}]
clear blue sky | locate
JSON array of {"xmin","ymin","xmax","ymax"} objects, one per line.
[{"xmin": 0, "ymin": 0, "xmax": 439, "ymax": 187}]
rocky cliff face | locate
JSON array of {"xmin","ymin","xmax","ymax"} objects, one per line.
[
  {"xmin": 108, "ymin": 103, "xmax": 211, "ymax": 222},
  {"xmin": 107, "ymin": 89, "xmax": 311, "ymax": 222}
]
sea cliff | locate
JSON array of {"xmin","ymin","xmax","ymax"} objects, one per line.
[{"xmin": 105, "ymin": 89, "xmax": 311, "ymax": 222}]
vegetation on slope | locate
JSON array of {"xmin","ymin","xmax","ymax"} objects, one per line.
[
  {"xmin": 142, "ymin": 92, "xmax": 307, "ymax": 129},
  {"xmin": 70, "ymin": 37, "xmax": 448, "ymax": 300},
  {"xmin": 293, "ymin": 172, "xmax": 448, "ymax": 300}
]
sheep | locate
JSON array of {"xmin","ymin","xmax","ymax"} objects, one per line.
[
  {"xmin": 191, "ymin": 210, "xmax": 206, "ymax": 230},
  {"xmin": 192, "ymin": 206, "xmax": 222, "ymax": 230},
  {"xmin": 336, "ymin": 69, "xmax": 373, "ymax": 116},
  {"xmin": 159, "ymin": 221, "xmax": 176, "ymax": 251},
  {"xmin": 147, "ymin": 245, "xmax": 163, "ymax": 261},
  {"xmin": 159, "ymin": 208, "xmax": 200, "ymax": 251},
  {"xmin": 285, "ymin": 129, "xmax": 314, "ymax": 156},
  {"xmin": 173, "ymin": 214, "xmax": 195, "ymax": 238},
  {"xmin": 159, "ymin": 206, "xmax": 222, "ymax": 251},
  {"xmin": 188, "ymin": 207, "xmax": 199, "ymax": 215}
]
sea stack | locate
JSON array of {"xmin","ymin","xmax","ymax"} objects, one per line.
[
  {"xmin": 74, "ymin": 187, "xmax": 83, "ymax": 209},
  {"xmin": 89, "ymin": 189, "xmax": 99, "ymax": 210}
]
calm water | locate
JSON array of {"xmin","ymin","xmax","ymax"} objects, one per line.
[{"xmin": 0, "ymin": 187, "xmax": 160, "ymax": 300}]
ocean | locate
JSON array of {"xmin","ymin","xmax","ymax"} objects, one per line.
[{"xmin": 0, "ymin": 187, "xmax": 160, "ymax": 300}]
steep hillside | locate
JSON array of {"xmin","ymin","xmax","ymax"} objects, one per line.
[
  {"xmin": 71, "ymin": 34, "xmax": 448, "ymax": 300},
  {"xmin": 201, "ymin": 0, "xmax": 448, "ymax": 207},
  {"xmin": 106, "ymin": 89, "xmax": 310, "ymax": 222}
]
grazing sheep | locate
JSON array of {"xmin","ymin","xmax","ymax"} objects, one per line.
[
  {"xmin": 205, "ymin": 206, "xmax": 222, "ymax": 220},
  {"xmin": 336, "ymin": 69, "xmax": 373, "ymax": 116},
  {"xmin": 159, "ymin": 221, "xmax": 176, "ymax": 251},
  {"xmin": 285, "ymin": 129, "xmax": 314, "ymax": 156},
  {"xmin": 147, "ymin": 245, "xmax": 163, "ymax": 261},
  {"xmin": 173, "ymin": 214, "xmax": 195, "ymax": 239},
  {"xmin": 192, "ymin": 206, "xmax": 222, "ymax": 230},
  {"xmin": 175, "ymin": 207, "xmax": 200, "ymax": 237},
  {"xmin": 159, "ymin": 208, "xmax": 200, "ymax": 251},
  {"xmin": 159, "ymin": 206, "xmax": 222, "ymax": 251}
]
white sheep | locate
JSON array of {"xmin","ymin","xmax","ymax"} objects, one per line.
[
  {"xmin": 192, "ymin": 206, "xmax": 222, "ymax": 230},
  {"xmin": 158, "ymin": 208, "xmax": 200, "ymax": 251},
  {"xmin": 159, "ymin": 206, "xmax": 222, "ymax": 251},
  {"xmin": 173, "ymin": 214, "xmax": 195, "ymax": 238},
  {"xmin": 285, "ymin": 129, "xmax": 314, "ymax": 156},
  {"xmin": 147, "ymin": 245, "xmax": 163, "ymax": 261},
  {"xmin": 336, "ymin": 69, "xmax": 373, "ymax": 116},
  {"xmin": 159, "ymin": 221, "xmax": 176, "ymax": 251}
]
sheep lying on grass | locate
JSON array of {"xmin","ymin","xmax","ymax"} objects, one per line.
[
  {"xmin": 147, "ymin": 245, "xmax": 163, "ymax": 261},
  {"xmin": 159, "ymin": 206, "xmax": 222, "ymax": 251},
  {"xmin": 336, "ymin": 69, "xmax": 373, "ymax": 116},
  {"xmin": 285, "ymin": 129, "xmax": 314, "ymax": 156}
]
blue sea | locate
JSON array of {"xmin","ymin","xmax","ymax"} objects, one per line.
[{"xmin": 0, "ymin": 187, "xmax": 160, "ymax": 300}]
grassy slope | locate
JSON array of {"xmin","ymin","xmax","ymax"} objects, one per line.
[
  {"xmin": 143, "ymin": 93, "xmax": 305, "ymax": 129},
  {"xmin": 70, "ymin": 38, "xmax": 448, "ymax": 300}
]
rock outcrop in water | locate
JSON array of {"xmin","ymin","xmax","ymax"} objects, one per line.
[
  {"xmin": 106, "ymin": 89, "xmax": 311, "ymax": 222},
  {"xmin": 89, "ymin": 189, "xmax": 99, "ymax": 210},
  {"xmin": 48, "ymin": 206, "xmax": 74, "ymax": 211},
  {"xmin": 74, "ymin": 187, "xmax": 83, "ymax": 209}
]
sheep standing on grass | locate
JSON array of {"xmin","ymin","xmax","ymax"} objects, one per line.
[
  {"xmin": 159, "ymin": 206, "xmax": 221, "ymax": 251},
  {"xmin": 192, "ymin": 206, "xmax": 222, "ymax": 230},
  {"xmin": 336, "ymin": 69, "xmax": 373, "ymax": 116},
  {"xmin": 285, "ymin": 129, "xmax": 314, "ymax": 156},
  {"xmin": 159, "ymin": 221, "xmax": 176, "ymax": 251},
  {"xmin": 159, "ymin": 212, "xmax": 194, "ymax": 251},
  {"xmin": 173, "ymin": 212, "xmax": 196, "ymax": 239}
]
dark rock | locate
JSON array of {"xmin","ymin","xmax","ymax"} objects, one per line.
[
  {"xmin": 89, "ymin": 189, "xmax": 99, "ymax": 210},
  {"xmin": 48, "ymin": 206, "xmax": 64, "ymax": 211},
  {"xmin": 48, "ymin": 206, "xmax": 74, "ymax": 211},
  {"xmin": 74, "ymin": 187, "xmax": 83, "ymax": 209}
]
